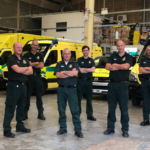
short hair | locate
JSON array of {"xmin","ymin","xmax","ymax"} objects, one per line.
[
  {"xmin": 146, "ymin": 45, "xmax": 150, "ymax": 51},
  {"xmin": 32, "ymin": 39, "xmax": 38, "ymax": 44},
  {"xmin": 82, "ymin": 45, "xmax": 90, "ymax": 51},
  {"xmin": 13, "ymin": 43, "xmax": 16, "ymax": 48},
  {"xmin": 13, "ymin": 42, "xmax": 21, "ymax": 48},
  {"xmin": 62, "ymin": 48, "xmax": 71, "ymax": 53},
  {"xmin": 116, "ymin": 40, "xmax": 125, "ymax": 46}
]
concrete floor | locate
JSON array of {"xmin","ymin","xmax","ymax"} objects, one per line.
[{"xmin": 0, "ymin": 90, "xmax": 150, "ymax": 150}]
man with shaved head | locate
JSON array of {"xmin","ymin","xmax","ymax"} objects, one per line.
[
  {"xmin": 23, "ymin": 40, "xmax": 46, "ymax": 121},
  {"xmin": 3, "ymin": 42, "xmax": 33, "ymax": 138},
  {"xmin": 54, "ymin": 48, "xmax": 83, "ymax": 138},
  {"xmin": 104, "ymin": 40, "xmax": 132, "ymax": 137},
  {"xmin": 139, "ymin": 45, "xmax": 150, "ymax": 126}
]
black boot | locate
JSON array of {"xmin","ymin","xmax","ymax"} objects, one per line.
[
  {"xmin": 122, "ymin": 131, "xmax": 129, "ymax": 137},
  {"xmin": 4, "ymin": 130, "xmax": 15, "ymax": 138},
  {"xmin": 38, "ymin": 112, "xmax": 46, "ymax": 120},
  {"xmin": 140, "ymin": 120, "xmax": 150, "ymax": 126},
  {"xmin": 22, "ymin": 111, "xmax": 28, "ymax": 121}
]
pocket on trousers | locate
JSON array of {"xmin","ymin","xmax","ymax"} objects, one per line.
[{"xmin": 5, "ymin": 96, "xmax": 14, "ymax": 106}]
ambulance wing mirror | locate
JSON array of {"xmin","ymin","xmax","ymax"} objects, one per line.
[{"xmin": 50, "ymin": 39, "xmax": 58, "ymax": 49}]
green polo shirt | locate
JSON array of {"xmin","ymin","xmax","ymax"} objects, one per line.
[
  {"xmin": 139, "ymin": 57, "xmax": 150, "ymax": 78},
  {"xmin": 107, "ymin": 52, "xmax": 132, "ymax": 82},
  {"xmin": 54, "ymin": 60, "xmax": 79, "ymax": 85},
  {"xmin": 7, "ymin": 54, "xmax": 30, "ymax": 82},
  {"xmin": 24, "ymin": 51, "xmax": 43, "ymax": 74},
  {"xmin": 77, "ymin": 57, "xmax": 95, "ymax": 78}
]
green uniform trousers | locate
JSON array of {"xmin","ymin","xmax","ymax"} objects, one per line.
[
  {"xmin": 107, "ymin": 81, "xmax": 129, "ymax": 131},
  {"xmin": 141, "ymin": 79, "xmax": 150, "ymax": 120},
  {"xmin": 3, "ymin": 81, "xmax": 26, "ymax": 131},
  {"xmin": 24, "ymin": 74, "xmax": 44, "ymax": 113},
  {"xmin": 57, "ymin": 87, "xmax": 81, "ymax": 132},
  {"xmin": 77, "ymin": 78, "xmax": 93, "ymax": 117}
]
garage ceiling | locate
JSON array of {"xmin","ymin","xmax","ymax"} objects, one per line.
[{"xmin": 20, "ymin": 0, "xmax": 85, "ymax": 12}]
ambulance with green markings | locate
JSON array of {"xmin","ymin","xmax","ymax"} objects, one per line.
[
  {"xmin": 129, "ymin": 40, "xmax": 150, "ymax": 106},
  {"xmin": 2, "ymin": 38, "xmax": 102, "ymax": 94},
  {"xmin": 0, "ymin": 33, "xmax": 54, "ymax": 88},
  {"xmin": 92, "ymin": 51, "xmax": 137, "ymax": 96}
]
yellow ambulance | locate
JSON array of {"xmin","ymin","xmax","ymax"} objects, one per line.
[
  {"xmin": 2, "ymin": 38, "xmax": 102, "ymax": 94},
  {"xmin": 92, "ymin": 53, "xmax": 137, "ymax": 96},
  {"xmin": 129, "ymin": 41, "xmax": 150, "ymax": 106},
  {"xmin": 0, "ymin": 33, "xmax": 55, "ymax": 88}
]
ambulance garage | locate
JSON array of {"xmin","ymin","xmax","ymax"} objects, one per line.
[{"xmin": 0, "ymin": 0, "xmax": 149, "ymax": 150}]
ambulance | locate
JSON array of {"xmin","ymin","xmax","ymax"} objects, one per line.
[
  {"xmin": 129, "ymin": 40, "xmax": 150, "ymax": 106},
  {"xmin": 2, "ymin": 38, "xmax": 102, "ymax": 94},
  {"xmin": 92, "ymin": 52, "xmax": 137, "ymax": 96},
  {"xmin": 0, "ymin": 33, "xmax": 55, "ymax": 88}
]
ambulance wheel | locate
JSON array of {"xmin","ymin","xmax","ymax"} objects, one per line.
[
  {"xmin": 131, "ymin": 97, "xmax": 141, "ymax": 106},
  {"xmin": 42, "ymin": 79, "xmax": 47, "ymax": 95}
]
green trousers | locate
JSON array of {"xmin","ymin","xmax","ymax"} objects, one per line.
[
  {"xmin": 3, "ymin": 81, "xmax": 26, "ymax": 131},
  {"xmin": 141, "ymin": 79, "xmax": 150, "ymax": 120},
  {"xmin": 57, "ymin": 87, "xmax": 81, "ymax": 132},
  {"xmin": 24, "ymin": 74, "xmax": 44, "ymax": 113},
  {"xmin": 107, "ymin": 81, "xmax": 129, "ymax": 131},
  {"xmin": 77, "ymin": 78, "xmax": 93, "ymax": 117}
]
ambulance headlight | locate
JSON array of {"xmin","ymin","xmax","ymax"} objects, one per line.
[
  {"xmin": 130, "ymin": 72, "xmax": 137, "ymax": 82},
  {"xmin": 93, "ymin": 77, "xmax": 99, "ymax": 82}
]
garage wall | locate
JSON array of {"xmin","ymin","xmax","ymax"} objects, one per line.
[
  {"xmin": 0, "ymin": 0, "xmax": 52, "ymax": 31},
  {"xmin": 65, "ymin": 0, "xmax": 144, "ymax": 23},
  {"xmin": 0, "ymin": 0, "xmax": 149, "ymax": 32}
]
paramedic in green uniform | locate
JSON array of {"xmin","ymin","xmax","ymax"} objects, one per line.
[
  {"xmin": 77, "ymin": 45, "xmax": 96, "ymax": 121},
  {"xmin": 54, "ymin": 48, "xmax": 83, "ymax": 138},
  {"xmin": 139, "ymin": 45, "xmax": 150, "ymax": 126},
  {"xmin": 23, "ymin": 40, "xmax": 46, "ymax": 121},
  {"xmin": 104, "ymin": 40, "xmax": 132, "ymax": 138},
  {"xmin": 3, "ymin": 42, "xmax": 33, "ymax": 138}
]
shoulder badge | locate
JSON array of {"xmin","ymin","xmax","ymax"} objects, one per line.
[
  {"xmin": 37, "ymin": 56, "xmax": 40, "ymax": 60},
  {"xmin": 89, "ymin": 61, "xmax": 91, "ymax": 64},
  {"xmin": 122, "ymin": 57, "xmax": 126, "ymax": 61},
  {"xmin": 23, "ymin": 60, "xmax": 27, "ymax": 64},
  {"xmin": 69, "ymin": 64, "xmax": 72, "ymax": 68}
]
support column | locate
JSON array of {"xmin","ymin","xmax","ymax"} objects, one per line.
[
  {"xmin": 84, "ymin": 0, "xmax": 95, "ymax": 56},
  {"xmin": 17, "ymin": 0, "xmax": 20, "ymax": 29}
]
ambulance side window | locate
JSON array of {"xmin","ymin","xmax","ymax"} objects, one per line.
[
  {"xmin": 45, "ymin": 50, "xmax": 57, "ymax": 66},
  {"xmin": 0, "ymin": 51, "xmax": 12, "ymax": 65},
  {"xmin": 71, "ymin": 51, "xmax": 76, "ymax": 61},
  {"xmin": 61, "ymin": 50, "xmax": 76, "ymax": 61}
]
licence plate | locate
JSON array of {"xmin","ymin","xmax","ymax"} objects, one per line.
[{"xmin": 93, "ymin": 89, "xmax": 102, "ymax": 93}]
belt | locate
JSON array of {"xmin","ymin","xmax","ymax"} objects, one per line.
[
  {"xmin": 59, "ymin": 85, "xmax": 77, "ymax": 88},
  {"xmin": 110, "ymin": 80, "xmax": 127, "ymax": 83},
  {"xmin": 8, "ymin": 80, "xmax": 26, "ymax": 85},
  {"xmin": 78, "ymin": 77, "xmax": 92, "ymax": 81},
  {"xmin": 143, "ymin": 78, "xmax": 150, "ymax": 81},
  {"xmin": 33, "ymin": 72, "xmax": 40, "ymax": 76}
]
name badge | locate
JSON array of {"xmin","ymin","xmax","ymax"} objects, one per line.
[
  {"xmin": 122, "ymin": 57, "xmax": 126, "ymax": 61},
  {"xmin": 69, "ymin": 64, "xmax": 72, "ymax": 68},
  {"xmin": 114, "ymin": 58, "xmax": 117, "ymax": 60},
  {"xmin": 81, "ymin": 62, "xmax": 84, "ymax": 64},
  {"xmin": 61, "ymin": 65, "xmax": 64, "ymax": 67},
  {"xmin": 17, "ymin": 61, "xmax": 20, "ymax": 63},
  {"xmin": 29, "ymin": 57, "xmax": 32, "ymax": 59},
  {"xmin": 143, "ymin": 62, "xmax": 146, "ymax": 64}
]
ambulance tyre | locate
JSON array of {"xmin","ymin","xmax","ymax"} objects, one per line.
[
  {"xmin": 131, "ymin": 96, "xmax": 141, "ymax": 106},
  {"xmin": 42, "ymin": 79, "xmax": 47, "ymax": 95}
]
